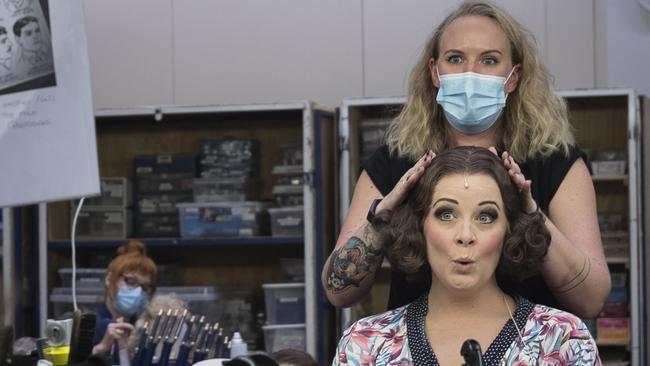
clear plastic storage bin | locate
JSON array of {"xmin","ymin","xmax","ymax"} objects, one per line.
[
  {"xmin": 271, "ymin": 165, "xmax": 303, "ymax": 186},
  {"xmin": 177, "ymin": 202, "xmax": 269, "ymax": 237},
  {"xmin": 135, "ymin": 214, "xmax": 179, "ymax": 237},
  {"xmin": 74, "ymin": 177, "xmax": 132, "ymax": 207},
  {"xmin": 272, "ymin": 185, "xmax": 303, "ymax": 207},
  {"xmin": 57, "ymin": 268, "xmax": 106, "ymax": 288},
  {"xmin": 591, "ymin": 160, "xmax": 626, "ymax": 176},
  {"xmin": 136, "ymin": 174, "xmax": 194, "ymax": 194},
  {"xmin": 50, "ymin": 287, "xmax": 104, "ymax": 316},
  {"xmin": 280, "ymin": 258, "xmax": 304, "ymax": 282},
  {"xmin": 262, "ymin": 324, "xmax": 306, "ymax": 353},
  {"xmin": 192, "ymin": 177, "xmax": 258, "ymax": 202},
  {"xmin": 158, "ymin": 286, "xmax": 220, "ymax": 321},
  {"xmin": 268, "ymin": 206, "xmax": 304, "ymax": 237},
  {"xmin": 50, "ymin": 286, "xmax": 220, "ymax": 320},
  {"xmin": 262, "ymin": 283, "xmax": 305, "ymax": 324},
  {"xmin": 72, "ymin": 207, "xmax": 132, "ymax": 239},
  {"xmin": 278, "ymin": 143, "xmax": 303, "ymax": 165},
  {"xmin": 137, "ymin": 193, "xmax": 193, "ymax": 214}
]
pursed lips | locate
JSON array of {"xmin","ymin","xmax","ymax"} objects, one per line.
[{"xmin": 452, "ymin": 257, "xmax": 475, "ymax": 265}]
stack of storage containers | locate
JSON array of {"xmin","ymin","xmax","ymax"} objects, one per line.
[
  {"xmin": 178, "ymin": 139, "xmax": 268, "ymax": 237},
  {"xmin": 133, "ymin": 154, "xmax": 196, "ymax": 237},
  {"xmin": 269, "ymin": 144, "xmax": 304, "ymax": 237},
  {"xmin": 73, "ymin": 177, "xmax": 132, "ymax": 239},
  {"xmin": 360, "ymin": 118, "xmax": 391, "ymax": 164},
  {"xmin": 261, "ymin": 282, "xmax": 306, "ymax": 353},
  {"xmin": 599, "ymin": 213, "xmax": 629, "ymax": 261},
  {"xmin": 50, "ymin": 268, "xmax": 107, "ymax": 315},
  {"xmin": 596, "ymin": 272, "xmax": 629, "ymax": 344},
  {"xmin": 198, "ymin": 139, "xmax": 260, "ymax": 179},
  {"xmin": 50, "ymin": 269, "xmax": 219, "ymax": 321}
]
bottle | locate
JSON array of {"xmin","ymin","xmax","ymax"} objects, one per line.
[{"xmin": 229, "ymin": 332, "xmax": 248, "ymax": 358}]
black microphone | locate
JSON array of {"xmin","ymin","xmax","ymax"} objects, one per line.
[{"xmin": 460, "ymin": 339, "xmax": 484, "ymax": 366}]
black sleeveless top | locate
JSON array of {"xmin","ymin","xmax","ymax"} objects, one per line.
[{"xmin": 362, "ymin": 144, "xmax": 588, "ymax": 310}]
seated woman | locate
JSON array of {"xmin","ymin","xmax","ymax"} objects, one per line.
[
  {"xmin": 92, "ymin": 240, "xmax": 157, "ymax": 359},
  {"xmin": 333, "ymin": 146, "xmax": 600, "ymax": 365}
]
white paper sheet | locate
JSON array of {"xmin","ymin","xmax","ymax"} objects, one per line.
[{"xmin": 0, "ymin": 0, "xmax": 99, "ymax": 207}]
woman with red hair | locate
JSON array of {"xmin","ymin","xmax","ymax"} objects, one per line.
[{"xmin": 92, "ymin": 240, "xmax": 157, "ymax": 359}]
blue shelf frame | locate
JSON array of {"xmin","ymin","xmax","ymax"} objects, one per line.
[{"xmin": 48, "ymin": 236, "xmax": 303, "ymax": 249}]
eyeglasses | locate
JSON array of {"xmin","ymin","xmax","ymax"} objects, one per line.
[{"xmin": 121, "ymin": 274, "xmax": 153, "ymax": 294}]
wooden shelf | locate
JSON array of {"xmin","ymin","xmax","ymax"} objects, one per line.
[
  {"xmin": 606, "ymin": 256, "xmax": 630, "ymax": 265},
  {"xmin": 48, "ymin": 236, "xmax": 303, "ymax": 249},
  {"xmin": 596, "ymin": 339, "xmax": 629, "ymax": 347},
  {"xmin": 592, "ymin": 174, "xmax": 627, "ymax": 182}
]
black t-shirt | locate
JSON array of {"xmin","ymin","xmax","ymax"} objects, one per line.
[{"xmin": 363, "ymin": 144, "xmax": 588, "ymax": 310}]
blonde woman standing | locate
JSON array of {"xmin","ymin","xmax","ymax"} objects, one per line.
[{"xmin": 322, "ymin": 0, "xmax": 610, "ymax": 319}]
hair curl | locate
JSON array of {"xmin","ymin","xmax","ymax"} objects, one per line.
[
  {"xmin": 372, "ymin": 146, "xmax": 550, "ymax": 284},
  {"xmin": 384, "ymin": 0, "xmax": 574, "ymax": 163}
]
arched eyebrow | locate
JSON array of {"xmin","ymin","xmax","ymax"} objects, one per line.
[
  {"xmin": 479, "ymin": 200, "xmax": 501, "ymax": 209},
  {"xmin": 443, "ymin": 49, "xmax": 504, "ymax": 56},
  {"xmin": 432, "ymin": 198, "xmax": 458, "ymax": 206}
]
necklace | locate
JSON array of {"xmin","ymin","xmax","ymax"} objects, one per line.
[{"xmin": 503, "ymin": 294, "xmax": 523, "ymax": 343}]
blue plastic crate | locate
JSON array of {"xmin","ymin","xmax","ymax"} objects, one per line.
[{"xmin": 177, "ymin": 202, "xmax": 268, "ymax": 237}]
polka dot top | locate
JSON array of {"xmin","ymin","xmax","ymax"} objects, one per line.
[
  {"xmin": 406, "ymin": 293, "xmax": 533, "ymax": 365},
  {"xmin": 333, "ymin": 293, "xmax": 600, "ymax": 365}
]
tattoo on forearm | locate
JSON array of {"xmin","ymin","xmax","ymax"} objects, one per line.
[
  {"xmin": 553, "ymin": 255, "xmax": 592, "ymax": 294},
  {"xmin": 325, "ymin": 236, "xmax": 383, "ymax": 293}
]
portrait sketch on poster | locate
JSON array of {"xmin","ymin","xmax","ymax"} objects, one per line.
[
  {"xmin": 0, "ymin": 0, "xmax": 99, "ymax": 207},
  {"xmin": 0, "ymin": 0, "xmax": 56, "ymax": 95}
]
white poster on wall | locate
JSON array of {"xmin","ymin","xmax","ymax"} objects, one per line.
[{"xmin": 0, "ymin": 0, "xmax": 99, "ymax": 207}]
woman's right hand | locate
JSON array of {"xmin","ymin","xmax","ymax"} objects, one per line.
[
  {"xmin": 322, "ymin": 149, "xmax": 435, "ymax": 308},
  {"xmin": 376, "ymin": 150, "xmax": 435, "ymax": 214},
  {"xmin": 93, "ymin": 320, "xmax": 135, "ymax": 354}
]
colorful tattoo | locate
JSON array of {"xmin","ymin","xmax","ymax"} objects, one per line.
[{"xmin": 325, "ymin": 236, "xmax": 383, "ymax": 293}]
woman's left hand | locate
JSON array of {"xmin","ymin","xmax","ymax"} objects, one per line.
[{"xmin": 489, "ymin": 147, "xmax": 538, "ymax": 213}]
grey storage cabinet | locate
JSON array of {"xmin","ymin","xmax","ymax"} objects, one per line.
[
  {"xmin": 339, "ymin": 89, "xmax": 644, "ymax": 365},
  {"xmin": 38, "ymin": 102, "xmax": 336, "ymax": 363}
]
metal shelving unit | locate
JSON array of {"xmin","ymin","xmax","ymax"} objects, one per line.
[
  {"xmin": 338, "ymin": 89, "xmax": 644, "ymax": 365},
  {"xmin": 38, "ymin": 102, "xmax": 336, "ymax": 363}
]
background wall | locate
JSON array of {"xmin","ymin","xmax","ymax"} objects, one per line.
[
  {"xmin": 594, "ymin": 0, "xmax": 650, "ymax": 95},
  {"xmin": 81, "ymin": 0, "xmax": 650, "ymax": 109}
]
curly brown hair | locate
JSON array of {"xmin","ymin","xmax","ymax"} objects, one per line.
[{"xmin": 372, "ymin": 146, "xmax": 549, "ymax": 285}]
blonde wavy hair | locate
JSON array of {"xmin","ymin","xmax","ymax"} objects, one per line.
[{"xmin": 385, "ymin": 0, "xmax": 574, "ymax": 162}]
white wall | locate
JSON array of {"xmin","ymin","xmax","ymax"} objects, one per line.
[
  {"xmin": 595, "ymin": 0, "xmax": 650, "ymax": 96},
  {"xmin": 83, "ymin": 0, "xmax": 174, "ymax": 108},
  {"xmin": 172, "ymin": 1, "xmax": 363, "ymax": 106},
  {"xmin": 81, "ymin": 0, "xmax": 649, "ymax": 109}
]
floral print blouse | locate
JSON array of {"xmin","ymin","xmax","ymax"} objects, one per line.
[{"xmin": 333, "ymin": 294, "xmax": 601, "ymax": 365}]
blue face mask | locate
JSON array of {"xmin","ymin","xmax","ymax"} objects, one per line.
[
  {"xmin": 436, "ymin": 68, "xmax": 515, "ymax": 134},
  {"xmin": 112, "ymin": 285, "xmax": 147, "ymax": 317}
]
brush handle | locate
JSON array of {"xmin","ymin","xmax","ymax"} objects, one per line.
[
  {"xmin": 142, "ymin": 341, "xmax": 157, "ymax": 366},
  {"xmin": 174, "ymin": 345, "xmax": 191, "ymax": 366},
  {"xmin": 157, "ymin": 341, "xmax": 174, "ymax": 366},
  {"xmin": 131, "ymin": 331, "xmax": 148, "ymax": 366},
  {"xmin": 191, "ymin": 351, "xmax": 207, "ymax": 365}
]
